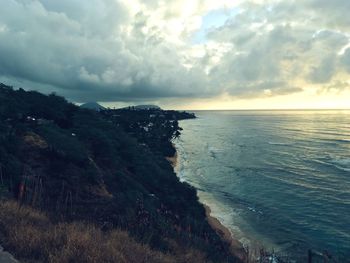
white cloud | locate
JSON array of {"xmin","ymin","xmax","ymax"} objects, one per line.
[{"xmin": 0, "ymin": 0, "xmax": 349, "ymax": 102}]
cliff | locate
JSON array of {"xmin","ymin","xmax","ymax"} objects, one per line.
[{"xmin": 0, "ymin": 83, "xmax": 239, "ymax": 263}]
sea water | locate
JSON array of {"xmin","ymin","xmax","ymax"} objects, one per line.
[{"xmin": 175, "ymin": 110, "xmax": 350, "ymax": 259}]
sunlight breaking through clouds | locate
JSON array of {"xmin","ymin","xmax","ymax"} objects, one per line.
[{"xmin": 0, "ymin": 0, "xmax": 349, "ymax": 108}]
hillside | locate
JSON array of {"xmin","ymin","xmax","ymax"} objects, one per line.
[
  {"xmin": 80, "ymin": 102, "xmax": 106, "ymax": 111},
  {"xmin": 133, "ymin": 105, "xmax": 161, "ymax": 110},
  {"xmin": 0, "ymin": 83, "xmax": 240, "ymax": 263}
]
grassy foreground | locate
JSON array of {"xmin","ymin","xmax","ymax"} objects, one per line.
[{"xmin": 0, "ymin": 200, "xmax": 211, "ymax": 263}]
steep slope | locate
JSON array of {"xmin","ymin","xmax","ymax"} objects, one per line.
[{"xmin": 0, "ymin": 83, "xmax": 240, "ymax": 263}]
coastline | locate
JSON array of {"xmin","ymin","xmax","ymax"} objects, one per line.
[
  {"xmin": 169, "ymin": 146, "xmax": 247, "ymax": 261},
  {"xmin": 204, "ymin": 204, "xmax": 247, "ymax": 261},
  {"xmin": 166, "ymin": 150, "xmax": 178, "ymax": 168}
]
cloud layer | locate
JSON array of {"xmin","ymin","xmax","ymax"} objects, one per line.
[{"xmin": 0, "ymin": 0, "xmax": 349, "ymax": 102}]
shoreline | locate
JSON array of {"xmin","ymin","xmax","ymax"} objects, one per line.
[
  {"xmin": 165, "ymin": 150, "xmax": 178, "ymax": 168},
  {"xmin": 168, "ymin": 145, "xmax": 247, "ymax": 261},
  {"xmin": 204, "ymin": 204, "xmax": 247, "ymax": 261}
]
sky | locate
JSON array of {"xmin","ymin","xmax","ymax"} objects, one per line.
[{"xmin": 0, "ymin": 0, "xmax": 350, "ymax": 109}]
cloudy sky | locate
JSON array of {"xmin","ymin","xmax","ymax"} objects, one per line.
[{"xmin": 1, "ymin": 0, "xmax": 350, "ymax": 109}]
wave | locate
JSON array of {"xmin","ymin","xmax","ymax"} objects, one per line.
[
  {"xmin": 313, "ymin": 131, "xmax": 349, "ymax": 137},
  {"xmin": 321, "ymin": 138, "xmax": 350, "ymax": 144},
  {"xmin": 176, "ymin": 110, "xmax": 350, "ymax": 257},
  {"xmin": 242, "ymin": 134, "xmax": 257, "ymax": 138},
  {"xmin": 334, "ymin": 165, "xmax": 350, "ymax": 172},
  {"xmin": 268, "ymin": 142, "xmax": 291, "ymax": 146},
  {"xmin": 208, "ymin": 146, "xmax": 224, "ymax": 159},
  {"xmin": 259, "ymin": 172, "xmax": 350, "ymax": 195},
  {"xmin": 247, "ymin": 206, "xmax": 263, "ymax": 215},
  {"xmin": 314, "ymin": 156, "xmax": 350, "ymax": 172},
  {"xmin": 331, "ymin": 157, "xmax": 350, "ymax": 172},
  {"xmin": 331, "ymin": 156, "xmax": 350, "ymax": 166}
]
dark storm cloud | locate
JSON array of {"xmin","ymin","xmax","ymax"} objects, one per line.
[
  {"xmin": 0, "ymin": 0, "xmax": 208, "ymax": 102},
  {"xmin": 0, "ymin": 0, "xmax": 350, "ymax": 102}
]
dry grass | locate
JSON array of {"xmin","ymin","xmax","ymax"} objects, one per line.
[
  {"xmin": 0, "ymin": 200, "xmax": 210, "ymax": 263},
  {"xmin": 22, "ymin": 132, "xmax": 48, "ymax": 149}
]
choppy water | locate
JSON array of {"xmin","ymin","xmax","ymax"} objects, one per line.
[{"xmin": 175, "ymin": 110, "xmax": 350, "ymax": 259}]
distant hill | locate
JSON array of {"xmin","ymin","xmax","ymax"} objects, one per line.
[
  {"xmin": 133, "ymin": 105, "xmax": 161, "ymax": 110},
  {"xmin": 80, "ymin": 102, "xmax": 105, "ymax": 111}
]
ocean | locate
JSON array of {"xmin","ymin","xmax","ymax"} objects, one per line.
[{"xmin": 174, "ymin": 110, "xmax": 350, "ymax": 259}]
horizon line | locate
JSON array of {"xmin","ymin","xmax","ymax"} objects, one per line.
[{"xmin": 179, "ymin": 108, "xmax": 350, "ymax": 111}]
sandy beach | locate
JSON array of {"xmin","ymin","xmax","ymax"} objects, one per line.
[
  {"xmin": 169, "ymin": 147, "xmax": 247, "ymax": 261},
  {"xmin": 204, "ymin": 204, "xmax": 247, "ymax": 261},
  {"xmin": 166, "ymin": 151, "xmax": 178, "ymax": 168}
]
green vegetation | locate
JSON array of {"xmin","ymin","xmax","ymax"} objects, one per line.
[
  {"xmin": 0, "ymin": 83, "xmax": 239, "ymax": 262},
  {"xmin": 100, "ymin": 106, "xmax": 195, "ymax": 156}
]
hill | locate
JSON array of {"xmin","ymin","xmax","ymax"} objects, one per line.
[
  {"xmin": 134, "ymin": 104, "xmax": 161, "ymax": 110},
  {"xmin": 0, "ymin": 83, "xmax": 240, "ymax": 263},
  {"xmin": 80, "ymin": 101, "xmax": 106, "ymax": 111},
  {"xmin": 121, "ymin": 104, "xmax": 161, "ymax": 110}
]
